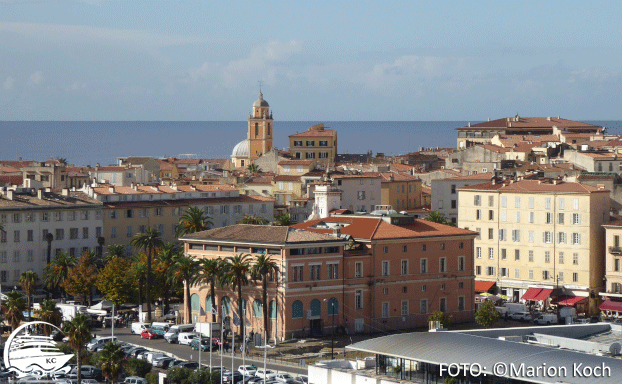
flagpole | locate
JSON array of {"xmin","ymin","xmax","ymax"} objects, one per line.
[
  {"xmin": 220, "ymin": 304, "xmax": 224, "ymax": 384},
  {"xmin": 198, "ymin": 328, "xmax": 202, "ymax": 369},
  {"xmin": 231, "ymin": 327, "xmax": 235, "ymax": 376}
]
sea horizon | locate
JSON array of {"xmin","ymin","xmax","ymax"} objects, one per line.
[{"xmin": 1, "ymin": 120, "xmax": 620, "ymax": 167}]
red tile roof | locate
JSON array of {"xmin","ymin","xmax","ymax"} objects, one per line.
[
  {"xmin": 457, "ymin": 117, "xmax": 602, "ymax": 130},
  {"xmin": 278, "ymin": 160, "xmax": 313, "ymax": 166},
  {"xmin": 459, "ymin": 179, "xmax": 608, "ymax": 193},
  {"xmin": 289, "ymin": 129, "xmax": 336, "ymax": 137},
  {"xmin": 438, "ymin": 172, "xmax": 493, "ymax": 181},
  {"xmin": 273, "ymin": 175, "xmax": 301, "ymax": 182},
  {"xmin": 104, "ymin": 194, "xmax": 273, "ymax": 208}
]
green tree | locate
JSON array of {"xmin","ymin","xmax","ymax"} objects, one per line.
[
  {"xmin": 36, "ymin": 299, "xmax": 63, "ymax": 335},
  {"xmin": 424, "ymin": 211, "xmax": 450, "ymax": 225},
  {"xmin": 155, "ymin": 243, "xmax": 183, "ymax": 313},
  {"xmin": 124, "ymin": 358, "xmax": 152, "ymax": 377},
  {"xmin": 96, "ymin": 257, "xmax": 134, "ymax": 307},
  {"xmin": 166, "ymin": 367, "xmax": 191, "ymax": 384},
  {"xmin": 236, "ymin": 214, "xmax": 269, "ymax": 225},
  {"xmin": 428, "ymin": 311, "xmax": 452, "ymax": 329},
  {"xmin": 64, "ymin": 252, "xmax": 98, "ymax": 305},
  {"xmin": 175, "ymin": 207, "xmax": 213, "ymax": 237},
  {"xmin": 98, "ymin": 341, "xmax": 125, "ymax": 383},
  {"xmin": 246, "ymin": 163, "xmax": 262, "ymax": 174},
  {"xmin": 64, "ymin": 313, "xmax": 92, "ymax": 384},
  {"xmin": 131, "ymin": 229, "xmax": 163, "ymax": 322},
  {"xmin": 475, "ymin": 300, "xmax": 501, "ymax": 328},
  {"xmin": 19, "ymin": 270, "xmax": 39, "ymax": 320},
  {"xmin": 170, "ymin": 254, "xmax": 200, "ymax": 324},
  {"xmin": 129, "ymin": 258, "xmax": 147, "ymax": 307},
  {"xmin": 1, "ymin": 290, "xmax": 25, "ymax": 331},
  {"xmin": 273, "ymin": 212, "xmax": 293, "ymax": 226},
  {"xmin": 56, "ymin": 157, "xmax": 68, "ymax": 165},
  {"xmin": 188, "ymin": 368, "xmax": 219, "ymax": 384},
  {"xmin": 250, "ymin": 254, "xmax": 279, "ymax": 340},
  {"xmin": 220, "ymin": 254, "xmax": 251, "ymax": 342},
  {"xmin": 106, "ymin": 244, "xmax": 126, "ymax": 260},
  {"xmin": 44, "ymin": 251, "xmax": 77, "ymax": 298},
  {"xmin": 193, "ymin": 258, "xmax": 223, "ymax": 323}
]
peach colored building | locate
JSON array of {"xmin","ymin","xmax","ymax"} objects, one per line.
[{"xmin": 183, "ymin": 215, "xmax": 476, "ymax": 340}]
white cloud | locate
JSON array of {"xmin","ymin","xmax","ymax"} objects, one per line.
[
  {"xmin": 3, "ymin": 76, "xmax": 14, "ymax": 90},
  {"xmin": 28, "ymin": 71, "xmax": 43, "ymax": 86},
  {"xmin": 0, "ymin": 22, "xmax": 203, "ymax": 49}
]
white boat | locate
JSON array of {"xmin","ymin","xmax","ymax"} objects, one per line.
[{"xmin": 7, "ymin": 333, "xmax": 73, "ymax": 374}]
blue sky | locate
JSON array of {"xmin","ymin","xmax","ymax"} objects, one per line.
[{"xmin": 1, "ymin": 0, "xmax": 621, "ymax": 121}]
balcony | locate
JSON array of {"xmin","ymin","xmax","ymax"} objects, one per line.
[{"xmin": 609, "ymin": 246, "xmax": 622, "ymax": 255}]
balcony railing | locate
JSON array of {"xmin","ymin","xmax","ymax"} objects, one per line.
[{"xmin": 609, "ymin": 246, "xmax": 622, "ymax": 255}]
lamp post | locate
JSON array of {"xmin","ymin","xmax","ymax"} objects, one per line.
[
  {"xmin": 45, "ymin": 233, "xmax": 53, "ymax": 299},
  {"xmin": 324, "ymin": 298, "xmax": 335, "ymax": 359}
]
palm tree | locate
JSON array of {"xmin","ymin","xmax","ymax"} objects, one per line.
[
  {"xmin": 1, "ymin": 290, "xmax": 25, "ymax": 331},
  {"xmin": 250, "ymin": 255, "xmax": 280, "ymax": 340},
  {"xmin": 130, "ymin": 229, "xmax": 163, "ymax": 322},
  {"xmin": 193, "ymin": 258, "xmax": 224, "ymax": 322},
  {"xmin": 236, "ymin": 214, "xmax": 269, "ymax": 225},
  {"xmin": 19, "ymin": 270, "xmax": 39, "ymax": 321},
  {"xmin": 64, "ymin": 313, "xmax": 92, "ymax": 384},
  {"xmin": 155, "ymin": 243, "xmax": 183, "ymax": 313},
  {"xmin": 425, "ymin": 211, "xmax": 449, "ymax": 225},
  {"xmin": 170, "ymin": 254, "xmax": 200, "ymax": 324},
  {"xmin": 247, "ymin": 163, "xmax": 262, "ymax": 174},
  {"xmin": 36, "ymin": 299, "xmax": 62, "ymax": 335},
  {"xmin": 98, "ymin": 342, "xmax": 125, "ymax": 383},
  {"xmin": 220, "ymin": 254, "xmax": 251, "ymax": 340},
  {"xmin": 44, "ymin": 251, "xmax": 77, "ymax": 298},
  {"xmin": 175, "ymin": 207, "xmax": 213, "ymax": 237},
  {"xmin": 129, "ymin": 259, "xmax": 147, "ymax": 307},
  {"xmin": 273, "ymin": 213, "xmax": 293, "ymax": 226},
  {"xmin": 105, "ymin": 244, "xmax": 126, "ymax": 261}
]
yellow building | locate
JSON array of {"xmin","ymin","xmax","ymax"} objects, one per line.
[
  {"xmin": 458, "ymin": 178, "xmax": 610, "ymax": 314},
  {"xmin": 288, "ymin": 123, "xmax": 337, "ymax": 164},
  {"xmin": 231, "ymin": 92, "xmax": 274, "ymax": 168},
  {"xmin": 377, "ymin": 173, "xmax": 423, "ymax": 211},
  {"xmin": 272, "ymin": 175, "xmax": 304, "ymax": 207},
  {"xmin": 277, "ymin": 159, "xmax": 313, "ymax": 176}
]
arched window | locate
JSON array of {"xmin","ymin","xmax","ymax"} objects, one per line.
[
  {"xmin": 205, "ymin": 295, "xmax": 213, "ymax": 314},
  {"xmin": 292, "ymin": 300, "xmax": 303, "ymax": 319},
  {"xmin": 267, "ymin": 123, "xmax": 271, "ymax": 136},
  {"xmin": 221, "ymin": 296, "xmax": 231, "ymax": 315},
  {"xmin": 269, "ymin": 300, "xmax": 278, "ymax": 319},
  {"xmin": 253, "ymin": 300, "xmax": 263, "ymax": 317},
  {"xmin": 191, "ymin": 294, "xmax": 200, "ymax": 312},
  {"xmin": 327, "ymin": 297, "xmax": 338, "ymax": 316},
  {"xmin": 310, "ymin": 299, "xmax": 321, "ymax": 317},
  {"xmin": 255, "ymin": 123, "xmax": 259, "ymax": 136}
]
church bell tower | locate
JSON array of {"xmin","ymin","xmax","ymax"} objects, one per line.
[{"xmin": 248, "ymin": 92, "xmax": 273, "ymax": 160}]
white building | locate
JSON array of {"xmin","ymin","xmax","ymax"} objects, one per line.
[
  {"xmin": 431, "ymin": 173, "xmax": 492, "ymax": 224},
  {"xmin": 0, "ymin": 188, "xmax": 103, "ymax": 283}
]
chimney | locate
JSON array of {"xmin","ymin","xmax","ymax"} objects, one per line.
[
  {"xmin": 45, "ymin": 187, "xmax": 51, "ymax": 193},
  {"xmin": 468, "ymin": 122, "xmax": 471, "ymax": 127},
  {"xmin": 37, "ymin": 189, "xmax": 44, "ymax": 199},
  {"xmin": 598, "ymin": 184, "xmax": 605, "ymax": 190},
  {"xmin": 7, "ymin": 190, "xmax": 14, "ymax": 200},
  {"xmin": 547, "ymin": 117, "xmax": 551, "ymax": 121},
  {"xmin": 488, "ymin": 117, "xmax": 491, "ymax": 122},
  {"xmin": 108, "ymin": 186, "xmax": 115, "ymax": 193},
  {"xmin": 558, "ymin": 116, "xmax": 560, "ymax": 119},
  {"xmin": 62, "ymin": 188, "xmax": 69, "ymax": 196},
  {"xmin": 333, "ymin": 228, "xmax": 341, "ymax": 237}
]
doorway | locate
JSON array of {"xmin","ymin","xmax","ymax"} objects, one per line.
[{"xmin": 310, "ymin": 319, "xmax": 323, "ymax": 337}]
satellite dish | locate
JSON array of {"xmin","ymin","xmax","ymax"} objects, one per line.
[{"xmin": 610, "ymin": 342, "xmax": 621, "ymax": 355}]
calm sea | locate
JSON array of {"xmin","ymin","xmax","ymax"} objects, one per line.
[{"xmin": 1, "ymin": 120, "xmax": 621, "ymax": 167}]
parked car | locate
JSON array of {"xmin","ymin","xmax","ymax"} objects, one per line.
[
  {"xmin": 86, "ymin": 336, "xmax": 117, "ymax": 351},
  {"xmin": 125, "ymin": 376, "xmax": 149, "ymax": 384},
  {"xmin": 131, "ymin": 322, "xmax": 150, "ymax": 335},
  {"xmin": 69, "ymin": 365, "xmax": 103, "ymax": 381},
  {"xmin": 294, "ymin": 376, "xmax": 308, "ymax": 383},
  {"xmin": 190, "ymin": 338, "xmax": 213, "ymax": 351},
  {"xmin": 239, "ymin": 365, "xmax": 258, "ymax": 376},
  {"xmin": 154, "ymin": 357, "xmax": 176, "ymax": 369},
  {"xmin": 176, "ymin": 361, "xmax": 200, "ymax": 370},
  {"xmin": 510, "ymin": 311, "xmax": 533, "ymax": 322},
  {"xmin": 275, "ymin": 373, "xmax": 296, "ymax": 383},
  {"xmin": 145, "ymin": 352, "xmax": 168, "ymax": 364},
  {"xmin": 255, "ymin": 369, "xmax": 276, "ymax": 380},
  {"xmin": 178, "ymin": 332, "xmax": 198, "ymax": 346},
  {"xmin": 126, "ymin": 347, "xmax": 148, "ymax": 358},
  {"xmin": 141, "ymin": 329, "xmax": 159, "ymax": 339},
  {"xmin": 223, "ymin": 371, "xmax": 244, "ymax": 383},
  {"xmin": 534, "ymin": 314, "xmax": 559, "ymax": 325}
]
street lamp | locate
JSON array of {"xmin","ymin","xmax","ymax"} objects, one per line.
[
  {"xmin": 324, "ymin": 298, "xmax": 335, "ymax": 359},
  {"xmin": 45, "ymin": 233, "xmax": 54, "ymax": 299}
]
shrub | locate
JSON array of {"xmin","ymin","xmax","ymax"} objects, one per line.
[
  {"xmin": 187, "ymin": 368, "xmax": 218, "ymax": 384},
  {"xmin": 145, "ymin": 372, "xmax": 159, "ymax": 384},
  {"xmin": 124, "ymin": 358, "xmax": 152, "ymax": 377},
  {"xmin": 165, "ymin": 367, "xmax": 191, "ymax": 384}
]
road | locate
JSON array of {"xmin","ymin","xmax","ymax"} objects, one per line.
[{"xmin": 95, "ymin": 327, "xmax": 308, "ymax": 377}]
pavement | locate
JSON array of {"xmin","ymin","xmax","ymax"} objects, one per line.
[{"xmin": 95, "ymin": 326, "xmax": 308, "ymax": 377}]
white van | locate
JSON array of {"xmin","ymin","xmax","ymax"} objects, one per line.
[
  {"xmin": 534, "ymin": 314, "xmax": 558, "ymax": 325},
  {"xmin": 150, "ymin": 322, "xmax": 170, "ymax": 337},
  {"xmin": 177, "ymin": 332, "xmax": 198, "ymax": 346},
  {"xmin": 86, "ymin": 336, "xmax": 118, "ymax": 351},
  {"xmin": 164, "ymin": 324, "xmax": 195, "ymax": 343},
  {"xmin": 131, "ymin": 322, "xmax": 149, "ymax": 335}
]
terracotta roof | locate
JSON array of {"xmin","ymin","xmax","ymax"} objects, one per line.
[
  {"xmin": 478, "ymin": 144, "xmax": 511, "ymax": 153},
  {"xmin": 603, "ymin": 215, "xmax": 622, "ymax": 228},
  {"xmin": 369, "ymin": 172, "xmax": 421, "ymax": 182},
  {"xmin": 273, "ymin": 175, "xmax": 301, "ymax": 182},
  {"xmin": 289, "ymin": 129, "xmax": 336, "ymax": 138},
  {"xmin": 157, "ymin": 160, "xmax": 174, "ymax": 171},
  {"xmin": 459, "ymin": 179, "xmax": 609, "ymax": 193},
  {"xmin": 0, "ymin": 191, "xmax": 101, "ymax": 208},
  {"xmin": 0, "ymin": 175, "xmax": 23, "ymax": 185},
  {"xmin": 457, "ymin": 117, "xmax": 602, "ymax": 130},
  {"xmin": 0, "ymin": 165, "xmax": 21, "ymax": 173},
  {"xmin": 438, "ymin": 172, "xmax": 493, "ymax": 181},
  {"xmin": 498, "ymin": 134, "xmax": 560, "ymax": 147},
  {"xmin": 292, "ymin": 216, "xmax": 476, "ymax": 240},
  {"xmin": 119, "ymin": 156, "xmax": 155, "ymax": 165},
  {"xmin": 0, "ymin": 160, "xmax": 34, "ymax": 169},
  {"xmin": 331, "ymin": 174, "xmax": 380, "ymax": 179},
  {"xmin": 104, "ymin": 194, "xmax": 273, "ymax": 208},
  {"xmin": 181, "ymin": 224, "xmax": 342, "ymax": 244},
  {"xmin": 390, "ymin": 163, "xmax": 416, "ymax": 172},
  {"xmin": 578, "ymin": 152, "xmax": 617, "ymax": 159},
  {"xmin": 278, "ymin": 160, "xmax": 313, "ymax": 166},
  {"xmin": 508, "ymin": 142, "xmax": 544, "ymax": 152},
  {"xmin": 93, "ymin": 166, "xmax": 128, "ymax": 172},
  {"xmin": 244, "ymin": 176, "xmax": 274, "ymax": 185}
]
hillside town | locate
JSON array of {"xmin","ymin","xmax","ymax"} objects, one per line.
[{"xmin": 3, "ymin": 93, "xmax": 622, "ymax": 384}]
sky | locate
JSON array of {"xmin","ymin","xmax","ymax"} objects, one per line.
[{"xmin": 1, "ymin": 0, "xmax": 622, "ymax": 121}]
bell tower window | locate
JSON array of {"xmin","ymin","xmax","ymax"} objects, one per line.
[
  {"xmin": 268, "ymin": 123, "xmax": 271, "ymax": 136},
  {"xmin": 255, "ymin": 123, "xmax": 259, "ymax": 136}
]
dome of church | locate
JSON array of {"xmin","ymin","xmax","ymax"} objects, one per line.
[
  {"xmin": 253, "ymin": 92, "xmax": 269, "ymax": 108},
  {"xmin": 231, "ymin": 139, "xmax": 250, "ymax": 158}
]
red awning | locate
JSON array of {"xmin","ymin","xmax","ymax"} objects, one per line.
[
  {"xmin": 551, "ymin": 296, "xmax": 588, "ymax": 306},
  {"xmin": 474, "ymin": 281, "xmax": 496, "ymax": 293},
  {"xmin": 521, "ymin": 288, "xmax": 542, "ymax": 301},
  {"xmin": 599, "ymin": 299, "xmax": 622, "ymax": 312},
  {"xmin": 534, "ymin": 289, "xmax": 553, "ymax": 301}
]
